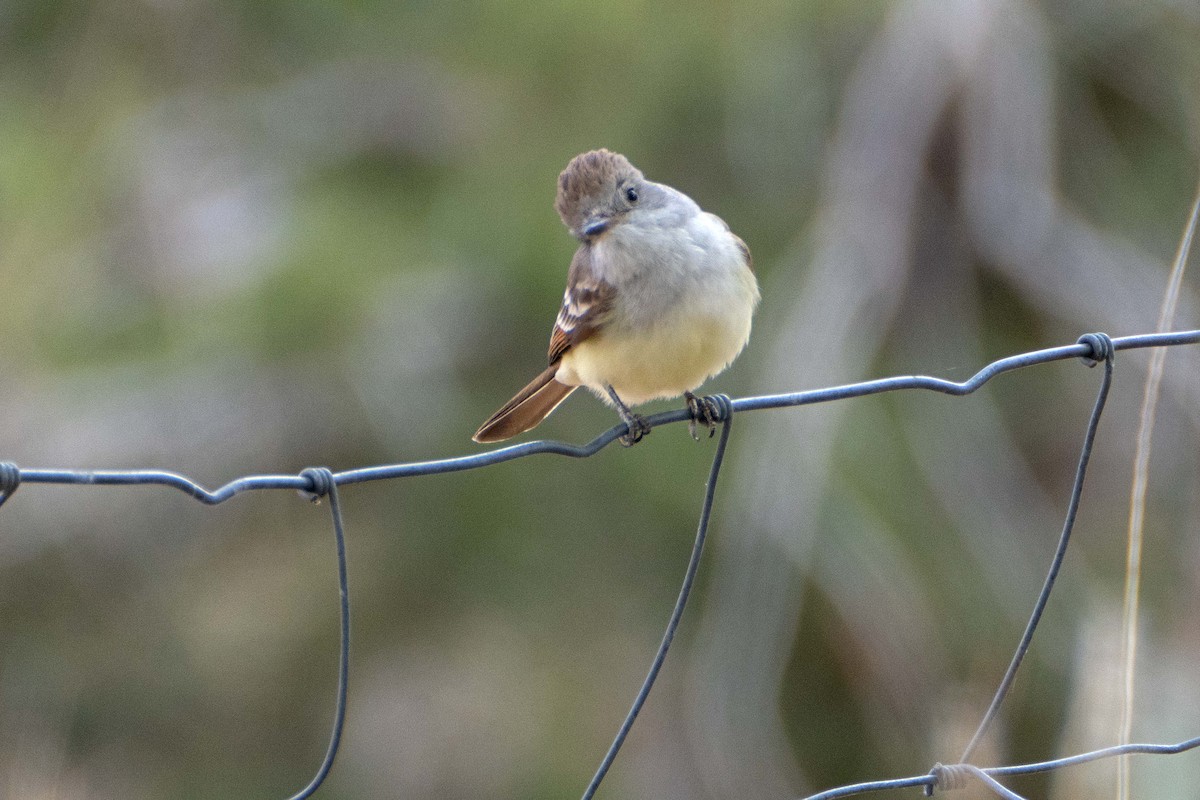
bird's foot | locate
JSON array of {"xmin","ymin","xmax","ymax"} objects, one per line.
[
  {"xmin": 685, "ymin": 392, "xmax": 724, "ymax": 440},
  {"xmin": 605, "ymin": 384, "xmax": 651, "ymax": 446},
  {"xmin": 619, "ymin": 413, "xmax": 652, "ymax": 447}
]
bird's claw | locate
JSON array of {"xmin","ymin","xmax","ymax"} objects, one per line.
[
  {"xmin": 686, "ymin": 392, "xmax": 722, "ymax": 441},
  {"xmin": 620, "ymin": 414, "xmax": 652, "ymax": 446}
]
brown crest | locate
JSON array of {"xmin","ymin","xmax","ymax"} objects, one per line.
[{"xmin": 554, "ymin": 149, "xmax": 643, "ymax": 234}]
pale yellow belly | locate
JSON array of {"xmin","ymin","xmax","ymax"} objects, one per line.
[{"xmin": 556, "ymin": 307, "xmax": 753, "ymax": 406}]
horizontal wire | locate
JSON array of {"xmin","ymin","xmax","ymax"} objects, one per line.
[
  {"xmin": 990, "ymin": 735, "xmax": 1200, "ymax": 777},
  {"xmin": 10, "ymin": 329, "xmax": 1199, "ymax": 504},
  {"xmin": 801, "ymin": 736, "xmax": 1200, "ymax": 800}
]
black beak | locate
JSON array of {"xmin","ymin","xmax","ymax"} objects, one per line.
[{"xmin": 583, "ymin": 217, "xmax": 610, "ymax": 237}]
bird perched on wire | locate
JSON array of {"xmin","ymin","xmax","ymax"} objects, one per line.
[{"xmin": 473, "ymin": 148, "xmax": 760, "ymax": 445}]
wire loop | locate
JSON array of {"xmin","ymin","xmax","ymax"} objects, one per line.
[
  {"xmin": 923, "ymin": 763, "xmax": 1026, "ymax": 800},
  {"xmin": 706, "ymin": 393, "xmax": 734, "ymax": 423},
  {"xmin": 1076, "ymin": 332, "xmax": 1114, "ymax": 367},
  {"xmin": 0, "ymin": 461, "xmax": 20, "ymax": 508},
  {"xmin": 299, "ymin": 466, "xmax": 335, "ymax": 503},
  {"xmin": 926, "ymin": 762, "xmax": 971, "ymax": 794}
]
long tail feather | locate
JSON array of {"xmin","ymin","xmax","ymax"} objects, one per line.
[{"xmin": 473, "ymin": 364, "xmax": 577, "ymax": 443}]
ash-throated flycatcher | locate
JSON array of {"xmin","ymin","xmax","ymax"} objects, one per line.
[{"xmin": 473, "ymin": 149, "xmax": 759, "ymax": 445}]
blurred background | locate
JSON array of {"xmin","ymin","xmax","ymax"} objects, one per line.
[{"xmin": 1, "ymin": 0, "xmax": 1199, "ymax": 797}]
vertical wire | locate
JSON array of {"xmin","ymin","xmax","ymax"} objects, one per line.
[
  {"xmin": 960, "ymin": 341, "xmax": 1114, "ymax": 763},
  {"xmin": 581, "ymin": 400, "xmax": 734, "ymax": 800},
  {"xmin": 287, "ymin": 471, "xmax": 351, "ymax": 800}
]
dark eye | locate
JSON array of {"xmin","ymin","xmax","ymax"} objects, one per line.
[{"xmin": 625, "ymin": 186, "xmax": 639, "ymax": 203}]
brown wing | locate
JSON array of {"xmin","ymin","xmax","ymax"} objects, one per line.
[{"xmin": 547, "ymin": 245, "xmax": 616, "ymax": 364}]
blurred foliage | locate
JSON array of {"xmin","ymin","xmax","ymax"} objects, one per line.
[{"xmin": 1, "ymin": 1, "xmax": 1199, "ymax": 798}]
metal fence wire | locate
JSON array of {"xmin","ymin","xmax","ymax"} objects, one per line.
[{"xmin": 1, "ymin": 329, "xmax": 1199, "ymax": 800}]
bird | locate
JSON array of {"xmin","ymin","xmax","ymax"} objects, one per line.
[{"xmin": 473, "ymin": 148, "xmax": 759, "ymax": 445}]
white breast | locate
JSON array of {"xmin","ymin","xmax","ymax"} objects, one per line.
[{"xmin": 556, "ymin": 207, "xmax": 759, "ymax": 406}]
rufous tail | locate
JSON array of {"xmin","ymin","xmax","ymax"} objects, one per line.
[{"xmin": 473, "ymin": 364, "xmax": 577, "ymax": 443}]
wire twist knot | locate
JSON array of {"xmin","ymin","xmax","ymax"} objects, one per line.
[
  {"xmin": 1076, "ymin": 332, "xmax": 1114, "ymax": 367},
  {"xmin": 299, "ymin": 467, "xmax": 336, "ymax": 503},
  {"xmin": 925, "ymin": 762, "xmax": 973, "ymax": 795},
  {"xmin": 0, "ymin": 462, "xmax": 20, "ymax": 509},
  {"xmin": 706, "ymin": 393, "xmax": 734, "ymax": 423}
]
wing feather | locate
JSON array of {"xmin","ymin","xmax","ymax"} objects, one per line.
[{"xmin": 547, "ymin": 246, "xmax": 615, "ymax": 363}]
